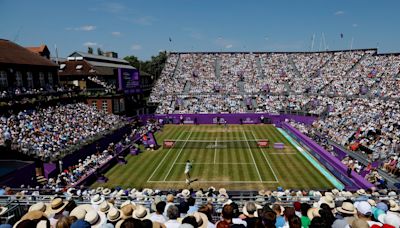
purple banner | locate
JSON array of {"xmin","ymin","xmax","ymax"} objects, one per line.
[
  {"xmin": 141, "ymin": 113, "xmax": 317, "ymax": 126},
  {"xmin": 332, "ymin": 144, "xmax": 350, "ymax": 160}
]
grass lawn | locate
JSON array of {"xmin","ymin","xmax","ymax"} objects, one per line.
[{"xmin": 92, "ymin": 124, "xmax": 334, "ymax": 190}]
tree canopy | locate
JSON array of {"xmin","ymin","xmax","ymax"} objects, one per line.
[{"xmin": 124, "ymin": 51, "xmax": 167, "ymax": 80}]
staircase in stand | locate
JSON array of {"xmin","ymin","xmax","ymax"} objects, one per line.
[
  {"xmin": 256, "ymin": 56, "xmax": 264, "ymax": 78},
  {"xmin": 183, "ymin": 80, "xmax": 191, "ymax": 93},
  {"xmin": 215, "ymin": 56, "xmax": 221, "ymax": 79}
]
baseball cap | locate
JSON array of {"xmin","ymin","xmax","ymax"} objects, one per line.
[{"xmin": 356, "ymin": 201, "xmax": 372, "ymax": 215}]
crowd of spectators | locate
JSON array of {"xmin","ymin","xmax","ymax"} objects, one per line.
[
  {"xmin": 42, "ymin": 118, "xmax": 162, "ymax": 190},
  {"xmin": 150, "ymin": 54, "xmax": 182, "ymax": 103},
  {"xmin": 288, "ymin": 119, "xmax": 398, "ymax": 187},
  {"xmin": 0, "ymin": 103, "xmax": 125, "ymax": 161},
  {"xmin": 150, "ymin": 50, "xmax": 400, "ymax": 115},
  {"xmin": 87, "ymin": 76, "xmax": 116, "ymax": 91},
  {"xmin": 2, "ymin": 186, "xmax": 400, "ymax": 228},
  {"xmin": 311, "ymin": 98, "xmax": 400, "ymax": 160},
  {"xmin": 0, "ymin": 86, "xmax": 76, "ymax": 99},
  {"xmin": 288, "ymin": 52, "xmax": 331, "ymax": 94}
]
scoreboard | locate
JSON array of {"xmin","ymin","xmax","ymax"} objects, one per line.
[{"xmin": 118, "ymin": 68, "xmax": 142, "ymax": 94}]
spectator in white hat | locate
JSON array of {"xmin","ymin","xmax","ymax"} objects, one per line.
[
  {"xmin": 354, "ymin": 201, "xmax": 382, "ymax": 227},
  {"xmin": 332, "ymin": 201, "xmax": 357, "ymax": 228}
]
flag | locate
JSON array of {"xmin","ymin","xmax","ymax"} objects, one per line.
[
  {"xmin": 340, "ymin": 33, "xmax": 343, "ymax": 39},
  {"xmin": 169, "ymin": 37, "xmax": 172, "ymax": 42}
]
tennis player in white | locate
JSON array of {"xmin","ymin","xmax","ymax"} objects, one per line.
[{"xmin": 185, "ymin": 160, "xmax": 192, "ymax": 184}]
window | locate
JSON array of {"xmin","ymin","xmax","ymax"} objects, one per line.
[
  {"xmin": 76, "ymin": 65, "xmax": 83, "ymax": 70},
  {"xmin": 59, "ymin": 64, "xmax": 66, "ymax": 70},
  {"xmin": 48, "ymin": 72, "xmax": 53, "ymax": 85},
  {"xmin": 92, "ymin": 101, "xmax": 97, "ymax": 110},
  {"xmin": 0, "ymin": 71, "xmax": 8, "ymax": 88},
  {"xmin": 15, "ymin": 71, "xmax": 23, "ymax": 87},
  {"xmin": 102, "ymin": 100, "xmax": 108, "ymax": 112},
  {"xmin": 119, "ymin": 98, "xmax": 125, "ymax": 112},
  {"xmin": 39, "ymin": 72, "xmax": 45, "ymax": 87},
  {"xmin": 27, "ymin": 72, "xmax": 34, "ymax": 88}
]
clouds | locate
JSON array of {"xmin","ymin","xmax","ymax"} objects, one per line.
[
  {"xmin": 80, "ymin": 25, "xmax": 96, "ymax": 31},
  {"xmin": 215, "ymin": 37, "xmax": 235, "ymax": 49},
  {"xmin": 334, "ymin": 10, "xmax": 345, "ymax": 16},
  {"xmin": 131, "ymin": 44, "xmax": 142, "ymax": 51},
  {"xmin": 182, "ymin": 27, "xmax": 204, "ymax": 40},
  {"xmin": 66, "ymin": 25, "xmax": 96, "ymax": 31},
  {"xmin": 111, "ymin": 31, "xmax": 122, "ymax": 37},
  {"xmin": 133, "ymin": 16, "xmax": 155, "ymax": 26},
  {"xmin": 89, "ymin": 2, "xmax": 126, "ymax": 14},
  {"xmin": 83, "ymin": 42, "xmax": 98, "ymax": 47},
  {"xmin": 352, "ymin": 23, "xmax": 358, "ymax": 27}
]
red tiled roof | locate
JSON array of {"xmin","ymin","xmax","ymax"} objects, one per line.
[
  {"xmin": 26, "ymin": 45, "xmax": 47, "ymax": 54},
  {"xmin": 0, "ymin": 39, "xmax": 56, "ymax": 67}
]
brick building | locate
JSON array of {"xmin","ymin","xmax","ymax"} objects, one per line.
[{"xmin": 0, "ymin": 39, "xmax": 58, "ymax": 93}]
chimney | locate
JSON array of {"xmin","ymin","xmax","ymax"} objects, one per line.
[{"xmin": 104, "ymin": 51, "xmax": 118, "ymax": 58}]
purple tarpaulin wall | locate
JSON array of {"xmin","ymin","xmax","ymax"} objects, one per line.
[
  {"xmin": 281, "ymin": 123, "xmax": 373, "ymax": 190},
  {"xmin": 141, "ymin": 113, "xmax": 317, "ymax": 126},
  {"xmin": 332, "ymin": 144, "xmax": 352, "ymax": 160}
]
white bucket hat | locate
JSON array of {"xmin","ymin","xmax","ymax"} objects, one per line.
[
  {"xmin": 84, "ymin": 210, "xmax": 106, "ymax": 228},
  {"xmin": 91, "ymin": 194, "xmax": 105, "ymax": 205},
  {"xmin": 132, "ymin": 205, "xmax": 150, "ymax": 220},
  {"xmin": 107, "ymin": 207, "xmax": 122, "ymax": 222}
]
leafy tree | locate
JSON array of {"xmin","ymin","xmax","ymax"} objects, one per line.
[
  {"xmin": 123, "ymin": 55, "xmax": 141, "ymax": 69},
  {"xmin": 88, "ymin": 47, "xmax": 93, "ymax": 54},
  {"xmin": 124, "ymin": 51, "xmax": 167, "ymax": 80}
]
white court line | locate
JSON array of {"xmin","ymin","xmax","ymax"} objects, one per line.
[
  {"xmin": 147, "ymin": 130, "xmax": 187, "ymax": 182},
  {"xmin": 147, "ymin": 180, "xmax": 279, "ymax": 183},
  {"xmin": 241, "ymin": 127, "xmax": 263, "ymax": 182},
  {"xmin": 270, "ymin": 153, "xmax": 296, "ymax": 155},
  {"xmin": 214, "ymin": 137, "xmax": 217, "ymax": 164},
  {"xmin": 175, "ymin": 162, "xmax": 254, "ymax": 165},
  {"xmin": 183, "ymin": 137, "xmax": 247, "ymax": 140},
  {"xmin": 163, "ymin": 128, "xmax": 194, "ymax": 181},
  {"xmin": 250, "ymin": 131, "xmax": 279, "ymax": 182}
]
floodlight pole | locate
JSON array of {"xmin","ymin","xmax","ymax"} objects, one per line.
[
  {"xmin": 311, "ymin": 33, "xmax": 315, "ymax": 52},
  {"xmin": 350, "ymin": 37, "xmax": 354, "ymax": 50}
]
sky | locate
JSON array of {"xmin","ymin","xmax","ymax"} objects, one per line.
[{"xmin": 1, "ymin": 0, "xmax": 400, "ymax": 60}]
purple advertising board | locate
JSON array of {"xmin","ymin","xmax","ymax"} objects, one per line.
[
  {"xmin": 140, "ymin": 113, "xmax": 317, "ymax": 126},
  {"xmin": 118, "ymin": 68, "xmax": 141, "ymax": 94}
]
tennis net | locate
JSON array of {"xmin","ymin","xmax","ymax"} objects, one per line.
[{"xmin": 163, "ymin": 139, "xmax": 269, "ymax": 149}]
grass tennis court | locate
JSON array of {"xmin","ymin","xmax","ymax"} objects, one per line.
[{"xmin": 92, "ymin": 124, "xmax": 335, "ymax": 190}]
